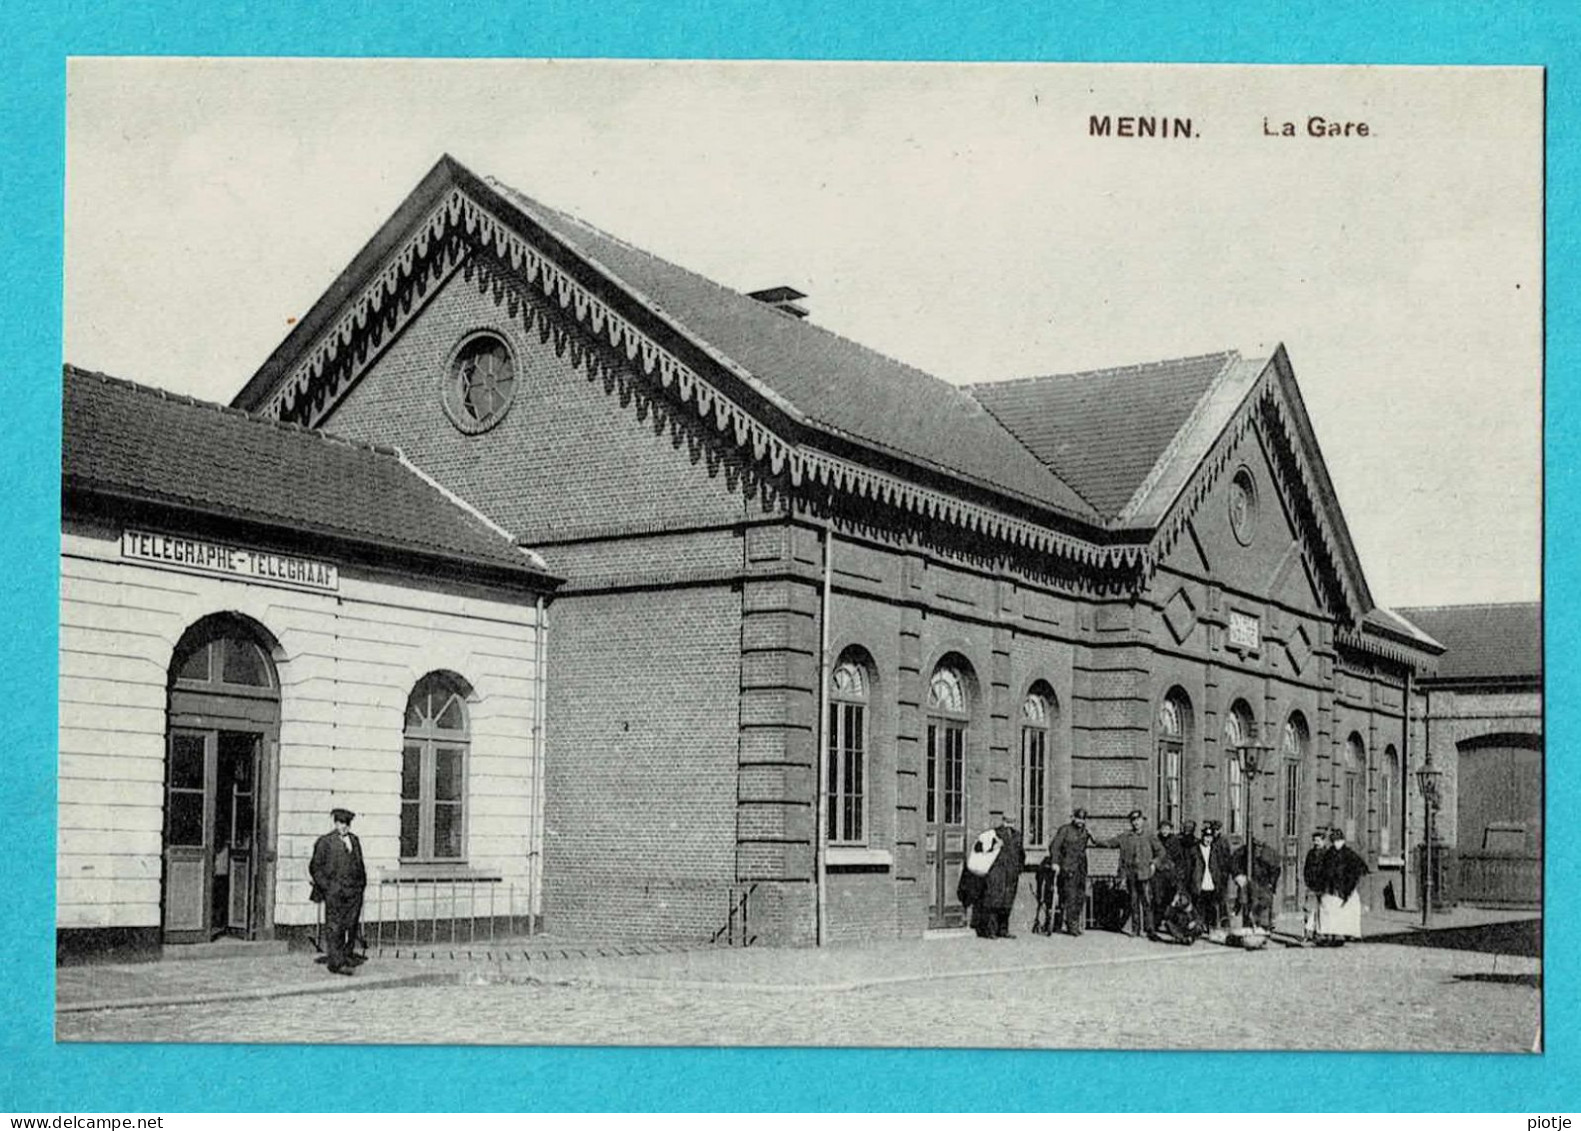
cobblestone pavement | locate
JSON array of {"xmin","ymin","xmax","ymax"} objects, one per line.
[{"xmin": 58, "ymin": 933, "xmax": 1540, "ymax": 1052}]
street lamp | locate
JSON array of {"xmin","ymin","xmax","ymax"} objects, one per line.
[
  {"xmin": 1416, "ymin": 764, "xmax": 1443, "ymax": 928},
  {"xmin": 1237, "ymin": 742, "xmax": 1275, "ymax": 928}
]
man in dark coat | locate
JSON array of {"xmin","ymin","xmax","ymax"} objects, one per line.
[
  {"xmin": 1301, "ymin": 829, "xmax": 1329, "ymax": 940},
  {"xmin": 981, "ymin": 818, "xmax": 1025, "ymax": 938},
  {"xmin": 310, "ymin": 807, "xmax": 368, "ymax": 975},
  {"xmin": 1151, "ymin": 820, "xmax": 1182, "ymax": 926},
  {"xmin": 1186, "ymin": 820, "xmax": 1234, "ymax": 930},
  {"xmin": 1100, "ymin": 810, "xmax": 1166, "ymax": 938},
  {"xmin": 1047, "ymin": 807, "xmax": 1097, "ymax": 936}
]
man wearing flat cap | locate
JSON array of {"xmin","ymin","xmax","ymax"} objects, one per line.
[
  {"xmin": 1100, "ymin": 810, "xmax": 1165, "ymax": 938},
  {"xmin": 310, "ymin": 807, "xmax": 367, "ymax": 975},
  {"xmin": 1046, "ymin": 807, "xmax": 1098, "ymax": 936}
]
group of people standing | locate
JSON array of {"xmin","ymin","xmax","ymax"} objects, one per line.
[
  {"xmin": 1302, "ymin": 827, "xmax": 1370, "ymax": 946},
  {"xmin": 961, "ymin": 807, "xmax": 1364, "ymax": 946}
]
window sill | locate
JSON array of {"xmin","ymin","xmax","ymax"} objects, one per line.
[
  {"xmin": 381, "ymin": 864, "xmax": 502, "ymax": 883},
  {"xmin": 826, "ymin": 846, "xmax": 892, "ymax": 871},
  {"xmin": 1377, "ymin": 854, "xmax": 1405, "ymax": 869}
]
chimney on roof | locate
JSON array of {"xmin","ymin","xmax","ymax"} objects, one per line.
[{"xmin": 747, "ymin": 286, "xmax": 810, "ymax": 319}]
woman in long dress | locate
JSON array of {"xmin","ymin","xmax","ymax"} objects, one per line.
[
  {"xmin": 1317, "ymin": 828, "xmax": 1369, "ymax": 945},
  {"xmin": 958, "ymin": 830, "xmax": 1001, "ymax": 938}
]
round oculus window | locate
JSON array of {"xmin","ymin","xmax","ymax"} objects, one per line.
[
  {"xmin": 444, "ymin": 333, "xmax": 516, "ymax": 434},
  {"xmin": 1228, "ymin": 467, "xmax": 1257, "ymax": 545}
]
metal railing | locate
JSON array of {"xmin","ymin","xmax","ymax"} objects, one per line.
[
  {"xmin": 370, "ymin": 875, "xmax": 535, "ymax": 948},
  {"xmin": 711, "ymin": 883, "xmax": 758, "ymax": 947}
]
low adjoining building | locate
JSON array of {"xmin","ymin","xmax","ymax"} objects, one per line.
[
  {"xmin": 1397, "ymin": 603, "xmax": 1542, "ymax": 908},
  {"xmin": 59, "ymin": 367, "xmax": 560, "ymax": 960}
]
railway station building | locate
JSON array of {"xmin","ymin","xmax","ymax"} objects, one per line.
[{"xmin": 60, "ymin": 155, "xmax": 1538, "ymax": 955}]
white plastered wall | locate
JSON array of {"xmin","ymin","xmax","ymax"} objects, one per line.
[{"xmin": 58, "ymin": 517, "xmax": 545, "ymax": 932}]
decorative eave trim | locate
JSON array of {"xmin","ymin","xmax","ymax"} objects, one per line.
[
  {"xmin": 1336, "ymin": 626, "xmax": 1433, "ymax": 670},
  {"xmin": 256, "ymin": 185, "xmax": 1145, "ymax": 576},
  {"xmin": 798, "ymin": 446, "xmax": 1145, "ymax": 571}
]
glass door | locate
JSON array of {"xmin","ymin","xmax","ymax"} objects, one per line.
[{"xmin": 925, "ymin": 720, "xmax": 967, "ymax": 927}]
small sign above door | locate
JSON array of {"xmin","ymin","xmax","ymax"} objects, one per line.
[{"xmin": 123, "ymin": 529, "xmax": 339, "ymax": 592}]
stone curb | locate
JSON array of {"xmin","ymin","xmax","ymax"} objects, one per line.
[
  {"xmin": 55, "ymin": 970, "xmax": 456, "ymax": 1015},
  {"xmin": 478, "ymin": 938, "xmax": 1241, "ymax": 995},
  {"xmin": 57, "ymin": 936, "xmax": 1250, "ymax": 1014},
  {"xmin": 55, "ymin": 941, "xmax": 709, "ymax": 1014}
]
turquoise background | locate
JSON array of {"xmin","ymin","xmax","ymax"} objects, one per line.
[{"xmin": 1, "ymin": 0, "xmax": 1573, "ymax": 1112}]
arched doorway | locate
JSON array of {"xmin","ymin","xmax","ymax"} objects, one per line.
[
  {"xmin": 163, "ymin": 615, "xmax": 280, "ymax": 944},
  {"xmin": 1278, "ymin": 713, "xmax": 1310, "ymax": 912},
  {"xmin": 924, "ymin": 657, "xmax": 973, "ymax": 928},
  {"xmin": 1456, "ymin": 732, "xmax": 1542, "ymax": 906}
]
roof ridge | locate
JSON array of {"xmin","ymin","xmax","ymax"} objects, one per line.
[
  {"xmin": 483, "ymin": 178, "xmax": 1092, "ymax": 519},
  {"xmin": 1109, "ymin": 350, "xmax": 1246, "ymax": 526},
  {"xmin": 63, "ymin": 364, "xmax": 406, "ymax": 461},
  {"xmin": 969, "ymin": 350, "xmax": 1241, "ymax": 390},
  {"xmin": 1396, "ymin": 601, "xmax": 1542, "ymax": 611},
  {"xmin": 488, "ymin": 178, "xmax": 984, "ymax": 402},
  {"xmin": 968, "ymin": 386, "xmax": 1106, "ymax": 517},
  {"xmin": 392, "ymin": 450, "xmax": 550, "ymax": 569}
]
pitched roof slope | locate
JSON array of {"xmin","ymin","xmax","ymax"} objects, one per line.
[
  {"xmin": 968, "ymin": 352, "xmax": 1240, "ymax": 522},
  {"xmin": 63, "ymin": 366, "xmax": 555, "ymax": 579},
  {"xmin": 486, "ymin": 179, "xmax": 1098, "ymax": 522},
  {"xmin": 1394, "ymin": 603, "xmax": 1542, "ymax": 682}
]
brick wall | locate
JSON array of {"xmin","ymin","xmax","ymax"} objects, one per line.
[
  {"xmin": 542, "ymin": 585, "xmax": 742, "ymax": 941},
  {"xmin": 324, "ymin": 252, "xmax": 758, "ymax": 545}
]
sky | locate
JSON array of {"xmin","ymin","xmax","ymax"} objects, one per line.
[{"xmin": 63, "ymin": 59, "xmax": 1542, "ymax": 608}]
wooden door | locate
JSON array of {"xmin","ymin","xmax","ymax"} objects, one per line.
[
  {"xmin": 163, "ymin": 729, "xmax": 214, "ymax": 942},
  {"xmin": 925, "ymin": 720, "xmax": 967, "ymax": 927},
  {"xmin": 1279, "ymin": 758, "xmax": 1302, "ymax": 911},
  {"xmin": 219, "ymin": 731, "xmax": 259, "ymax": 936}
]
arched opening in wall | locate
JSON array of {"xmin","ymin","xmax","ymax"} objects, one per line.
[
  {"xmin": 827, "ymin": 649, "xmax": 874, "ymax": 847},
  {"xmin": 1380, "ymin": 745, "xmax": 1400, "ymax": 857},
  {"xmin": 1456, "ymin": 731, "xmax": 1542, "ymax": 907},
  {"xmin": 1156, "ymin": 688, "xmax": 1193, "ymax": 831},
  {"xmin": 1457, "ymin": 732, "xmax": 1543, "ymax": 855},
  {"xmin": 1020, "ymin": 682, "xmax": 1058, "ymax": 848},
  {"xmin": 163, "ymin": 614, "xmax": 281, "ymax": 945},
  {"xmin": 1341, "ymin": 734, "xmax": 1365, "ymax": 844},
  {"xmin": 1278, "ymin": 713, "xmax": 1311, "ymax": 911},
  {"xmin": 1221, "ymin": 700, "xmax": 1255, "ymax": 838},
  {"xmin": 924, "ymin": 655, "xmax": 975, "ymax": 929},
  {"xmin": 402, "ymin": 672, "xmax": 474, "ymax": 863}
]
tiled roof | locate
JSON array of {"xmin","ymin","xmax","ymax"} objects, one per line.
[
  {"xmin": 1361, "ymin": 606, "xmax": 1446, "ymax": 653},
  {"xmin": 968, "ymin": 352, "xmax": 1240, "ymax": 521},
  {"xmin": 1394, "ymin": 603, "xmax": 1542, "ymax": 682},
  {"xmin": 63, "ymin": 366, "xmax": 556, "ymax": 580},
  {"xmin": 487, "ymin": 180, "xmax": 1100, "ymax": 522}
]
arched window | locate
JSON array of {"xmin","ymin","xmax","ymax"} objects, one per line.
[
  {"xmin": 402, "ymin": 672, "xmax": 471, "ymax": 862},
  {"xmin": 1222, "ymin": 701, "xmax": 1254, "ymax": 836},
  {"xmin": 1380, "ymin": 745, "xmax": 1399, "ymax": 854},
  {"xmin": 1341, "ymin": 733, "xmax": 1365, "ymax": 843},
  {"xmin": 1020, "ymin": 685, "xmax": 1055, "ymax": 846},
  {"xmin": 1157, "ymin": 689, "xmax": 1191, "ymax": 829},
  {"xmin": 827, "ymin": 655, "xmax": 869, "ymax": 845},
  {"xmin": 926, "ymin": 663, "xmax": 968, "ymax": 827},
  {"xmin": 1281, "ymin": 713, "xmax": 1309, "ymax": 842},
  {"xmin": 171, "ymin": 619, "xmax": 276, "ymax": 693}
]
